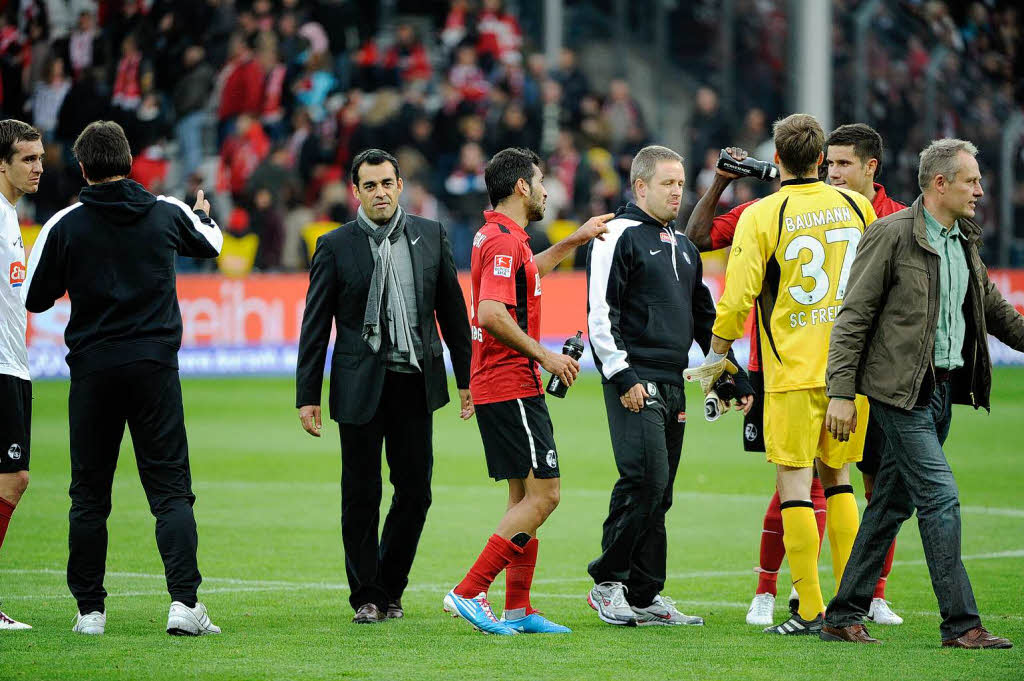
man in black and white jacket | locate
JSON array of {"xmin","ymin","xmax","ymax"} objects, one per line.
[
  {"xmin": 585, "ymin": 145, "xmax": 753, "ymax": 627},
  {"xmin": 22, "ymin": 121, "xmax": 223, "ymax": 637}
]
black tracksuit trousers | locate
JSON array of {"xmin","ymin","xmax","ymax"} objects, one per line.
[
  {"xmin": 67, "ymin": 361, "xmax": 202, "ymax": 614},
  {"xmin": 588, "ymin": 380, "xmax": 685, "ymax": 607}
]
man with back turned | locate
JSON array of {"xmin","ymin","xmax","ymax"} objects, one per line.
[{"xmin": 22, "ymin": 120, "xmax": 224, "ymax": 636}]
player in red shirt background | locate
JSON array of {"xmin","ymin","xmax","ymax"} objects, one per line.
[
  {"xmin": 444, "ymin": 147, "xmax": 610, "ymax": 635},
  {"xmin": 686, "ymin": 124, "xmax": 907, "ymax": 627}
]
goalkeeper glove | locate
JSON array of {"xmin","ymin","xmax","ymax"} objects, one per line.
[{"xmin": 683, "ymin": 355, "xmax": 738, "ymax": 396}]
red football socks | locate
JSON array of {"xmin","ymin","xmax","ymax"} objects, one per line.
[
  {"xmin": 505, "ymin": 537, "xmax": 538, "ymax": 615},
  {"xmin": 866, "ymin": 491, "xmax": 897, "ymax": 599},
  {"xmin": 0, "ymin": 495, "xmax": 14, "ymax": 553},
  {"xmin": 756, "ymin": 492, "xmax": 784, "ymax": 596},
  {"xmin": 454, "ymin": 534, "xmax": 523, "ymax": 598},
  {"xmin": 811, "ymin": 476, "xmax": 827, "ymax": 548}
]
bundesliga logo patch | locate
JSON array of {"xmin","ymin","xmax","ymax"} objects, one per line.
[
  {"xmin": 9, "ymin": 261, "xmax": 25, "ymax": 288},
  {"xmin": 493, "ymin": 254, "xmax": 513, "ymax": 278}
]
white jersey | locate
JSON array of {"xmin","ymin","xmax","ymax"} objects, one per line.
[{"xmin": 0, "ymin": 192, "xmax": 29, "ymax": 380}]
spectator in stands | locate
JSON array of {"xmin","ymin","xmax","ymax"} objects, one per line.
[
  {"xmin": 251, "ymin": 187, "xmax": 285, "ymax": 271},
  {"xmin": 449, "ymin": 44, "xmax": 490, "ymax": 104},
  {"xmin": 293, "ymin": 50, "xmax": 336, "ymax": 123},
  {"xmin": 477, "ymin": 0, "xmax": 522, "ymax": 71},
  {"xmin": 384, "ymin": 23, "xmax": 433, "ymax": 86},
  {"xmin": 219, "ymin": 113, "xmax": 271, "ymax": 202},
  {"xmin": 688, "ymin": 86, "xmax": 730, "ymax": 176},
  {"xmin": 553, "ymin": 48, "xmax": 590, "ymax": 119},
  {"xmin": 601, "ymin": 79, "xmax": 644, "ymax": 152},
  {"xmin": 174, "ymin": 45, "xmax": 215, "ymax": 184},
  {"xmin": 258, "ymin": 37, "xmax": 289, "ymax": 141},
  {"xmin": 111, "ymin": 33, "xmax": 145, "ymax": 113},
  {"xmin": 444, "ymin": 141, "xmax": 489, "ymax": 267},
  {"xmin": 217, "ymin": 33, "xmax": 265, "ymax": 145},
  {"xmin": 248, "ymin": 145, "xmax": 300, "ymax": 209},
  {"xmin": 66, "ymin": 10, "xmax": 101, "ymax": 79},
  {"xmin": 29, "ymin": 56, "xmax": 72, "ymax": 139}
]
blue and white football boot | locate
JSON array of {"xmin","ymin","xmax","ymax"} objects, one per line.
[
  {"xmin": 443, "ymin": 590, "xmax": 518, "ymax": 635},
  {"xmin": 501, "ymin": 612, "xmax": 572, "ymax": 634}
]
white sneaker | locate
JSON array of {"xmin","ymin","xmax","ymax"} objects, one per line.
[
  {"xmin": 631, "ymin": 594, "xmax": 704, "ymax": 626},
  {"xmin": 0, "ymin": 609, "xmax": 31, "ymax": 630},
  {"xmin": 867, "ymin": 598, "xmax": 903, "ymax": 625},
  {"xmin": 587, "ymin": 582, "xmax": 637, "ymax": 626},
  {"xmin": 166, "ymin": 601, "xmax": 221, "ymax": 636},
  {"xmin": 72, "ymin": 610, "xmax": 106, "ymax": 635},
  {"xmin": 746, "ymin": 592, "xmax": 775, "ymax": 626}
]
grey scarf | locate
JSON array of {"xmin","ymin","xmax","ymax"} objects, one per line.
[{"xmin": 358, "ymin": 204, "xmax": 418, "ymax": 368}]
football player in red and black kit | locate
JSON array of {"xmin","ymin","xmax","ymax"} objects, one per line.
[
  {"xmin": 686, "ymin": 124, "xmax": 907, "ymax": 627},
  {"xmin": 443, "ymin": 147, "xmax": 611, "ymax": 635}
]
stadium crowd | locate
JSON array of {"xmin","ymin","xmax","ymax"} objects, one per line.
[{"xmin": 0, "ymin": 0, "xmax": 1021, "ymax": 270}]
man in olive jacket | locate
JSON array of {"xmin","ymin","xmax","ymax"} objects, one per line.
[{"xmin": 819, "ymin": 139, "xmax": 1024, "ymax": 648}]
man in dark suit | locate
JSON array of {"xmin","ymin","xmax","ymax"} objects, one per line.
[{"xmin": 295, "ymin": 148, "xmax": 473, "ymax": 624}]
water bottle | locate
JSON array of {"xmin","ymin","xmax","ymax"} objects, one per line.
[
  {"xmin": 716, "ymin": 149, "xmax": 779, "ymax": 182},
  {"xmin": 546, "ymin": 331, "xmax": 584, "ymax": 398}
]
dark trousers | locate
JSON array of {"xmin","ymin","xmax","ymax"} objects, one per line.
[
  {"xmin": 338, "ymin": 370, "xmax": 433, "ymax": 611},
  {"xmin": 588, "ymin": 381, "xmax": 685, "ymax": 607},
  {"xmin": 825, "ymin": 380, "xmax": 982, "ymax": 639},
  {"xmin": 67, "ymin": 361, "xmax": 201, "ymax": 614}
]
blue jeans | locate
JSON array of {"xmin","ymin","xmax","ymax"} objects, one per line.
[
  {"xmin": 175, "ymin": 111, "xmax": 208, "ymax": 183},
  {"xmin": 825, "ymin": 380, "xmax": 982, "ymax": 639}
]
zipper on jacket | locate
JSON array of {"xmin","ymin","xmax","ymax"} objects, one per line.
[{"xmin": 664, "ymin": 227, "xmax": 679, "ymax": 281}]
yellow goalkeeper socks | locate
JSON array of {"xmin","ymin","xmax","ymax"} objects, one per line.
[
  {"xmin": 781, "ymin": 501, "xmax": 825, "ymax": 621},
  {"xmin": 825, "ymin": 484, "xmax": 860, "ymax": 584}
]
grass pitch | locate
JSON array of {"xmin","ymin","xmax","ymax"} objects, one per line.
[{"xmin": 2, "ymin": 370, "xmax": 1023, "ymax": 680}]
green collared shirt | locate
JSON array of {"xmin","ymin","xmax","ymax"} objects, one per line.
[{"xmin": 923, "ymin": 207, "xmax": 969, "ymax": 370}]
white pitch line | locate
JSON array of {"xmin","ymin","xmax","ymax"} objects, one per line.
[{"xmin": 530, "ymin": 549, "xmax": 1024, "ymax": 585}]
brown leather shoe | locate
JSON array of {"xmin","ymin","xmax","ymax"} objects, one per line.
[
  {"xmin": 386, "ymin": 600, "xmax": 404, "ymax": 619},
  {"xmin": 352, "ymin": 603, "xmax": 386, "ymax": 624},
  {"xmin": 942, "ymin": 626, "xmax": 1013, "ymax": 649},
  {"xmin": 820, "ymin": 623, "xmax": 881, "ymax": 644}
]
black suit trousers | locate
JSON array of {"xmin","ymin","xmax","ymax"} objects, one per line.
[{"xmin": 339, "ymin": 370, "xmax": 433, "ymax": 611}]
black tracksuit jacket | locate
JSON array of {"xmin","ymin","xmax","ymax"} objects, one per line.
[
  {"xmin": 586, "ymin": 202, "xmax": 723, "ymax": 393},
  {"xmin": 21, "ymin": 179, "xmax": 222, "ymax": 378}
]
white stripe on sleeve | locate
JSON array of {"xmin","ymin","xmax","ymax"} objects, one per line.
[
  {"xmin": 21, "ymin": 202, "xmax": 81, "ymax": 307},
  {"xmin": 587, "ymin": 218, "xmax": 640, "ymax": 380},
  {"xmin": 158, "ymin": 195, "xmax": 224, "ymax": 254}
]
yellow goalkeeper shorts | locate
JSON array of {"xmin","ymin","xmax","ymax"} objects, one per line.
[{"xmin": 763, "ymin": 388, "xmax": 869, "ymax": 469}]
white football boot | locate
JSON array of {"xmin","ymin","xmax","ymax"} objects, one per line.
[{"xmin": 167, "ymin": 601, "xmax": 221, "ymax": 636}]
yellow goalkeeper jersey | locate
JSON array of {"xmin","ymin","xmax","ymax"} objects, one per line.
[{"xmin": 712, "ymin": 179, "xmax": 877, "ymax": 392}]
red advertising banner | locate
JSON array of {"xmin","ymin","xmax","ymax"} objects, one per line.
[{"xmin": 25, "ymin": 269, "xmax": 1024, "ymax": 377}]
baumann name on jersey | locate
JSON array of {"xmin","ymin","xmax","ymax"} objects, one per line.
[{"xmin": 784, "ymin": 206, "xmax": 853, "ymax": 232}]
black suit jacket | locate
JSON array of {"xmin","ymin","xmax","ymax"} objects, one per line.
[{"xmin": 295, "ymin": 215, "xmax": 472, "ymax": 425}]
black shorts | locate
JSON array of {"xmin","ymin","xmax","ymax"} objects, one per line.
[
  {"xmin": 856, "ymin": 411, "xmax": 886, "ymax": 476},
  {"xmin": 741, "ymin": 370, "xmax": 765, "ymax": 453},
  {"xmin": 476, "ymin": 395, "xmax": 559, "ymax": 481},
  {"xmin": 0, "ymin": 374, "xmax": 31, "ymax": 473}
]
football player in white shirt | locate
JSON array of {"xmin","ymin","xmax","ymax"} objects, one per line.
[{"xmin": 0, "ymin": 120, "xmax": 43, "ymax": 631}]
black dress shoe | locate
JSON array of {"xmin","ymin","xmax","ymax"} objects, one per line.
[
  {"xmin": 386, "ymin": 600, "xmax": 404, "ymax": 619},
  {"xmin": 353, "ymin": 603, "xmax": 386, "ymax": 624}
]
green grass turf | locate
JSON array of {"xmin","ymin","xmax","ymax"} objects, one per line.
[{"xmin": 2, "ymin": 370, "xmax": 1023, "ymax": 680}]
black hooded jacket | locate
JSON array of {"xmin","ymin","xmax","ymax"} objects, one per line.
[
  {"xmin": 586, "ymin": 202, "xmax": 721, "ymax": 392},
  {"xmin": 22, "ymin": 179, "xmax": 222, "ymax": 378}
]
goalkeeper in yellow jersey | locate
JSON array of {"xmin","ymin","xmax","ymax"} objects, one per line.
[{"xmin": 699, "ymin": 114, "xmax": 877, "ymax": 636}]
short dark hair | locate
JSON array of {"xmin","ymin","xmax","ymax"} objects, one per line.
[
  {"xmin": 73, "ymin": 121, "xmax": 132, "ymax": 181},
  {"xmin": 0, "ymin": 119, "xmax": 41, "ymax": 164},
  {"xmin": 351, "ymin": 148, "xmax": 400, "ymax": 185},
  {"xmin": 826, "ymin": 123, "xmax": 884, "ymax": 177},
  {"xmin": 485, "ymin": 147, "xmax": 541, "ymax": 208},
  {"xmin": 773, "ymin": 113, "xmax": 824, "ymax": 177}
]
